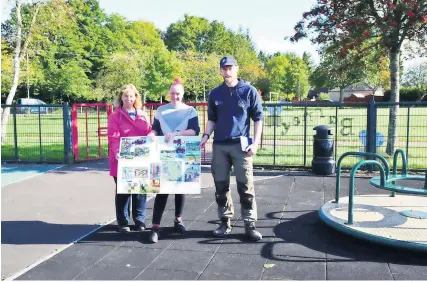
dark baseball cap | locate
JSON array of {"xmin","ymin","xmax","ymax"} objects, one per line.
[{"xmin": 219, "ymin": 56, "xmax": 238, "ymax": 68}]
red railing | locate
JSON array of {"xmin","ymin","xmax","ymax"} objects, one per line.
[{"xmin": 71, "ymin": 103, "xmax": 113, "ymax": 161}]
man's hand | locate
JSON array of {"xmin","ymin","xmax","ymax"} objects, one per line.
[
  {"xmin": 165, "ymin": 131, "xmax": 177, "ymax": 143},
  {"xmin": 245, "ymin": 143, "xmax": 258, "ymax": 157},
  {"xmin": 200, "ymin": 135, "xmax": 209, "ymax": 148}
]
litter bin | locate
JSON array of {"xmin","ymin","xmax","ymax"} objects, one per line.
[{"xmin": 312, "ymin": 125, "xmax": 335, "ymax": 175}]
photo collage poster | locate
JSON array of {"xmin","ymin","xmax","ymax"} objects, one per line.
[{"xmin": 117, "ymin": 136, "xmax": 201, "ymax": 194}]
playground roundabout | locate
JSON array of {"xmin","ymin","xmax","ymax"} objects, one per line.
[{"xmin": 319, "ymin": 149, "xmax": 427, "ymax": 252}]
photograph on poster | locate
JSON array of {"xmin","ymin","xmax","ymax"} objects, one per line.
[
  {"xmin": 150, "ymin": 162, "xmax": 161, "ymax": 193},
  {"xmin": 161, "ymin": 160, "xmax": 184, "ymax": 182},
  {"xmin": 184, "ymin": 161, "xmax": 201, "ymax": 182},
  {"xmin": 173, "ymin": 138, "xmax": 186, "ymax": 159},
  {"xmin": 120, "ymin": 166, "xmax": 150, "ymax": 193},
  {"xmin": 160, "ymin": 149, "xmax": 176, "ymax": 160},
  {"xmin": 119, "ymin": 136, "xmax": 152, "ymax": 159}
]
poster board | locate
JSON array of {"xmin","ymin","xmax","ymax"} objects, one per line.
[{"xmin": 117, "ymin": 136, "xmax": 201, "ymax": 194}]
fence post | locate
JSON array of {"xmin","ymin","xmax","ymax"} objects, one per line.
[
  {"xmin": 13, "ymin": 105, "xmax": 18, "ymax": 161},
  {"xmin": 334, "ymin": 106, "xmax": 338, "ymax": 162},
  {"xmin": 273, "ymin": 105, "xmax": 277, "ymax": 166},
  {"xmin": 38, "ymin": 106, "xmax": 42, "ymax": 162},
  {"xmin": 366, "ymin": 100, "xmax": 377, "ymax": 172},
  {"xmin": 303, "ymin": 106, "xmax": 307, "ymax": 167},
  {"xmin": 71, "ymin": 104, "xmax": 78, "ymax": 161},
  {"xmin": 63, "ymin": 103, "xmax": 71, "ymax": 164},
  {"xmin": 406, "ymin": 107, "xmax": 410, "ymax": 168}
]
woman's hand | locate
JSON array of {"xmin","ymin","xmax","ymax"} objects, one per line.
[
  {"xmin": 165, "ymin": 131, "xmax": 177, "ymax": 143},
  {"xmin": 147, "ymin": 131, "xmax": 156, "ymax": 141},
  {"xmin": 136, "ymin": 108, "xmax": 147, "ymax": 119},
  {"xmin": 115, "ymin": 152, "xmax": 121, "ymax": 160}
]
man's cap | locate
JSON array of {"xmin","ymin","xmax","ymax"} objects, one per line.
[{"xmin": 219, "ymin": 56, "xmax": 238, "ymax": 68}]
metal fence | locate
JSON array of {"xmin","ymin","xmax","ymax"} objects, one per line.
[
  {"xmin": 258, "ymin": 101, "xmax": 427, "ymax": 170},
  {"xmin": 2, "ymin": 101, "xmax": 426, "ymax": 170},
  {"xmin": 1, "ymin": 104, "xmax": 71, "ymax": 164}
]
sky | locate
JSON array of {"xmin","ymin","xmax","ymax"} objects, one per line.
[
  {"xmin": 1, "ymin": 0, "xmax": 320, "ymax": 63},
  {"xmin": 1, "ymin": 0, "xmax": 424, "ymax": 68},
  {"xmin": 97, "ymin": 0, "xmax": 320, "ymax": 62}
]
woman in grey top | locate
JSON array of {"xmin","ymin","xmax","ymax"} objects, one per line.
[{"xmin": 147, "ymin": 78, "xmax": 200, "ymax": 243}]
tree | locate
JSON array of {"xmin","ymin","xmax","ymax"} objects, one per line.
[
  {"xmin": 163, "ymin": 15, "xmax": 259, "ymax": 66},
  {"xmin": 163, "ymin": 15, "xmax": 212, "ymax": 52},
  {"xmin": 265, "ymin": 53, "xmax": 310, "ymax": 100},
  {"xmin": 289, "ymin": 0, "xmax": 427, "ymax": 154},
  {"xmin": 403, "ymin": 62, "xmax": 427, "ymax": 93},
  {"xmin": 310, "ymin": 41, "xmax": 390, "ymax": 102},
  {"xmin": 177, "ymin": 50, "xmax": 222, "ymax": 102},
  {"xmin": 265, "ymin": 54, "xmax": 290, "ymax": 96},
  {"xmin": 302, "ymin": 51, "xmax": 314, "ymax": 74},
  {"xmin": 1, "ymin": 0, "xmax": 41, "ymax": 143}
]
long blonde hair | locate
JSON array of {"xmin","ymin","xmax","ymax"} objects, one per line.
[{"xmin": 113, "ymin": 84, "xmax": 143, "ymax": 109}]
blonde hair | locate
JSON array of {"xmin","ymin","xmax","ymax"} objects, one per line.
[{"xmin": 113, "ymin": 84, "xmax": 143, "ymax": 109}]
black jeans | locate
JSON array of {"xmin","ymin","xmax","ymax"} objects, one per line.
[
  {"xmin": 113, "ymin": 177, "xmax": 147, "ymax": 226},
  {"xmin": 152, "ymin": 194, "xmax": 185, "ymax": 225}
]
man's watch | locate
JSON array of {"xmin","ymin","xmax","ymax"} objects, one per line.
[
  {"xmin": 202, "ymin": 133, "xmax": 210, "ymax": 139},
  {"xmin": 175, "ymin": 130, "xmax": 180, "ymax": 136}
]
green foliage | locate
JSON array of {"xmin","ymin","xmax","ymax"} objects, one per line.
[
  {"xmin": 318, "ymin": 92, "xmax": 330, "ymax": 101},
  {"xmin": 176, "ymin": 50, "xmax": 222, "ymax": 102},
  {"xmin": 265, "ymin": 53, "xmax": 310, "ymax": 99},
  {"xmin": 403, "ymin": 62, "xmax": 427, "ymax": 92},
  {"xmin": 310, "ymin": 40, "xmax": 390, "ymax": 102},
  {"xmin": 383, "ymin": 87, "xmax": 427, "ymax": 102},
  {"xmin": 1, "ymin": 0, "xmax": 321, "ymax": 105}
]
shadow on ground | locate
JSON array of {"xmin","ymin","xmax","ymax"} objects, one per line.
[
  {"xmin": 261, "ymin": 211, "xmax": 427, "ymax": 266},
  {"xmin": 1, "ymin": 221, "xmax": 103, "ymax": 245}
]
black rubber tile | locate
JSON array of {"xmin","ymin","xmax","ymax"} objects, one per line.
[
  {"xmin": 261, "ymin": 260, "xmax": 326, "ymax": 280},
  {"xmin": 16, "ymin": 259, "xmax": 94, "ymax": 280},
  {"xmin": 149, "ymin": 249, "xmax": 213, "ymax": 273},
  {"xmin": 201, "ymin": 252, "xmax": 265, "ymax": 279},
  {"xmin": 165, "ymin": 220, "xmax": 222, "ymax": 253},
  {"xmin": 326, "ymin": 261, "xmax": 393, "ymax": 280},
  {"xmin": 74, "ymin": 264, "xmax": 143, "ymax": 280},
  {"xmin": 96, "ymin": 246, "xmax": 161, "ymax": 268},
  {"xmin": 388, "ymin": 263, "xmax": 427, "ymax": 280},
  {"xmin": 135, "ymin": 268, "xmax": 200, "ymax": 280}
]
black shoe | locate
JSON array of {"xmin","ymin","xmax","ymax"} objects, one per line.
[
  {"xmin": 174, "ymin": 218, "xmax": 187, "ymax": 233},
  {"xmin": 244, "ymin": 221, "xmax": 262, "ymax": 241},
  {"xmin": 213, "ymin": 218, "xmax": 232, "ymax": 237},
  {"xmin": 149, "ymin": 228, "xmax": 159, "ymax": 243},
  {"xmin": 135, "ymin": 222, "xmax": 146, "ymax": 232}
]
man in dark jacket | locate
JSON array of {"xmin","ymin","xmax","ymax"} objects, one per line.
[{"xmin": 200, "ymin": 56, "xmax": 264, "ymax": 241}]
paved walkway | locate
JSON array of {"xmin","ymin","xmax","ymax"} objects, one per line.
[{"xmin": 5, "ymin": 169, "xmax": 427, "ymax": 280}]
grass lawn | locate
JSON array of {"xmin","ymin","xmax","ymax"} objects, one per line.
[{"xmin": 2, "ymin": 104, "xmax": 426, "ymax": 169}]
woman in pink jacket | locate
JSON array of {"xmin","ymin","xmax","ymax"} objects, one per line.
[{"xmin": 108, "ymin": 84, "xmax": 152, "ymax": 233}]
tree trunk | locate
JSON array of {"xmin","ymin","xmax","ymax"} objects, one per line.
[
  {"xmin": 1, "ymin": 0, "xmax": 22, "ymax": 144},
  {"xmin": 339, "ymin": 87, "xmax": 345, "ymax": 103},
  {"xmin": 386, "ymin": 49, "xmax": 400, "ymax": 156}
]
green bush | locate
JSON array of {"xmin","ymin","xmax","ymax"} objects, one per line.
[
  {"xmin": 383, "ymin": 88, "xmax": 427, "ymax": 102},
  {"xmin": 318, "ymin": 92, "xmax": 330, "ymax": 101}
]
